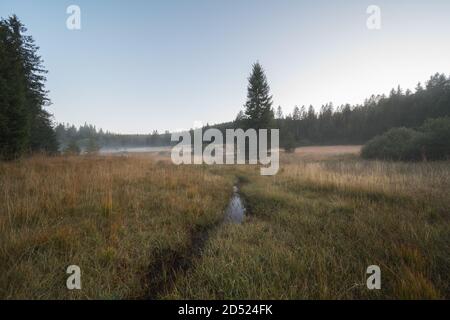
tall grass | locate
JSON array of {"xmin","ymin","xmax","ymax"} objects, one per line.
[
  {"xmin": 1, "ymin": 153, "xmax": 448, "ymax": 299},
  {"xmin": 0, "ymin": 155, "xmax": 232, "ymax": 299},
  {"xmin": 166, "ymin": 155, "xmax": 450, "ymax": 299}
]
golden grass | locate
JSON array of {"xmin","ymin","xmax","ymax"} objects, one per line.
[
  {"xmin": 165, "ymin": 155, "xmax": 450, "ymax": 299},
  {"xmin": 0, "ymin": 151, "xmax": 448, "ymax": 299},
  {"xmin": 279, "ymin": 156, "xmax": 450, "ymax": 202},
  {"xmin": 0, "ymin": 155, "xmax": 232, "ymax": 299},
  {"xmin": 293, "ymin": 145, "xmax": 361, "ymax": 161}
]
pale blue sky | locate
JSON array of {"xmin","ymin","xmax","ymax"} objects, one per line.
[{"xmin": 1, "ymin": 0, "xmax": 449, "ymax": 133}]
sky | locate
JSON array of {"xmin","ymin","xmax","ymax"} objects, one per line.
[{"xmin": 1, "ymin": 0, "xmax": 449, "ymax": 134}]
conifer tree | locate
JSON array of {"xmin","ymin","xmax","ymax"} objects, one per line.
[
  {"xmin": 292, "ymin": 106, "xmax": 301, "ymax": 120},
  {"xmin": 64, "ymin": 140, "xmax": 80, "ymax": 156},
  {"xmin": 276, "ymin": 106, "xmax": 283, "ymax": 119},
  {"xmin": 244, "ymin": 62, "xmax": 274, "ymax": 130},
  {"xmin": 0, "ymin": 15, "xmax": 58, "ymax": 159},
  {"xmin": 85, "ymin": 137, "xmax": 100, "ymax": 155}
]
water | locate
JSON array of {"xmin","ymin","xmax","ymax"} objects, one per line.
[{"xmin": 225, "ymin": 186, "xmax": 246, "ymax": 223}]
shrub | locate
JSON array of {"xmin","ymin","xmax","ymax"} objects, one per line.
[
  {"xmin": 361, "ymin": 117, "xmax": 450, "ymax": 161},
  {"xmin": 416, "ymin": 117, "xmax": 450, "ymax": 160},
  {"xmin": 361, "ymin": 127, "xmax": 421, "ymax": 161},
  {"xmin": 281, "ymin": 132, "xmax": 296, "ymax": 153}
]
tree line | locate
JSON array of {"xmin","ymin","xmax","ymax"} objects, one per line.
[
  {"xmin": 0, "ymin": 15, "xmax": 58, "ymax": 160},
  {"xmin": 27, "ymin": 65, "xmax": 450, "ymax": 155},
  {"xmin": 267, "ymin": 73, "xmax": 450, "ymax": 148},
  {"xmin": 228, "ymin": 66, "xmax": 449, "ymax": 153},
  {"xmin": 55, "ymin": 123, "xmax": 172, "ymax": 152}
]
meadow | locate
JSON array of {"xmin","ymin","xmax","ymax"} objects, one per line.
[{"xmin": 0, "ymin": 147, "xmax": 448, "ymax": 299}]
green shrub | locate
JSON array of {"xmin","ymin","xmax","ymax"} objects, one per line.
[
  {"xmin": 361, "ymin": 127, "xmax": 421, "ymax": 161},
  {"xmin": 416, "ymin": 117, "xmax": 450, "ymax": 160},
  {"xmin": 361, "ymin": 117, "xmax": 450, "ymax": 161},
  {"xmin": 281, "ymin": 131, "xmax": 296, "ymax": 153}
]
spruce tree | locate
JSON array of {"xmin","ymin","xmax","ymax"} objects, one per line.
[
  {"xmin": 292, "ymin": 106, "xmax": 301, "ymax": 120},
  {"xmin": 244, "ymin": 62, "xmax": 274, "ymax": 130},
  {"xmin": 0, "ymin": 17, "xmax": 29, "ymax": 159},
  {"xmin": 0, "ymin": 15, "xmax": 58, "ymax": 159},
  {"xmin": 86, "ymin": 137, "xmax": 100, "ymax": 155},
  {"xmin": 234, "ymin": 110, "xmax": 246, "ymax": 129},
  {"xmin": 276, "ymin": 106, "xmax": 283, "ymax": 119},
  {"xmin": 64, "ymin": 140, "xmax": 80, "ymax": 156}
]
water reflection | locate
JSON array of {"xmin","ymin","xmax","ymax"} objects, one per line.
[{"xmin": 225, "ymin": 186, "xmax": 246, "ymax": 223}]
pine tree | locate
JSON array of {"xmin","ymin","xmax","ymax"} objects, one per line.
[
  {"xmin": 85, "ymin": 137, "xmax": 100, "ymax": 155},
  {"xmin": 307, "ymin": 105, "xmax": 315, "ymax": 118},
  {"xmin": 0, "ymin": 17, "xmax": 29, "ymax": 159},
  {"xmin": 292, "ymin": 106, "xmax": 301, "ymax": 120},
  {"xmin": 244, "ymin": 62, "xmax": 274, "ymax": 130},
  {"xmin": 64, "ymin": 140, "xmax": 80, "ymax": 156},
  {"xmin": 234, "ymin": 110, "xmax": 246, "ymax": 128},
  {"xmin": 0, "ymin": 15, "xmax": 58, "ymax": 159},
  {"xmin": 299, "ymin": 105, "xmax": 307, "ymax": 120},
  {"xmin": 276, "ymin": 106, "xmax": 283, "ymax": 119}
]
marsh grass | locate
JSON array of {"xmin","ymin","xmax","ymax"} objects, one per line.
[
  {"xmin": 0, "ymin": 151, "xmax": 449, "ymax": 299},
  {"xmin": 166, "ymin": 155, "xmax": 450, "ymax": 299},
  {"xmin": 0, "ymin": 155, "xmax": 232, "ymax": 299}
]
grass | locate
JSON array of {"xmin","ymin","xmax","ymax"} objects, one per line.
[
  {"xmin": 0, "ymin": 155, "xmax": 232, "ymax": 299},
  {"xmin": 165, "ymin": 155, "xmax": 450, "ymax": 299},
  {"xmin": 0, "ymin": 149, "xmax": 449, "ymax": 299}
]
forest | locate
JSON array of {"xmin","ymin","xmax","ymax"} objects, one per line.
[{"xmin": 273, "ymin": 73, "xmax": 450, "ymax": 146}]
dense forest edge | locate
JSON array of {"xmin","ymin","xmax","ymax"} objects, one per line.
[{"xmin": 1, "ymin": 15, "xmax": 449, "ymax": 160}]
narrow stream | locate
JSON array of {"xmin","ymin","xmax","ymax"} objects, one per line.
[{"xmin": 224, "ymin": 185, "xmax": 246, "ymax": 223}]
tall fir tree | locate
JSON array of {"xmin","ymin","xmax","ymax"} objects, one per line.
[
  {"xmin": 0, "ymin": 15, "xmax": 58, "ymax": 159},
  {"xmin": 0, "ymin": 16, "xmax": 29, "ymax": 159},
  {"xmin": 85, "ymin": 137, "xmax": 100, "ymax": 155},
  {"xmin": 243, "ymin": 62, "xmax": 274, "ymax": 130},
  {"xmin": 292, "ymin": 106, "xmax": 301, "ymax": 120},
  {"xmin": 276, "ymin": 106, "xmax": 283, "ymax": 119}
]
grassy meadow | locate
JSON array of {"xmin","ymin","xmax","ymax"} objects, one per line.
[
  {"xmin": 0, "ymin": 147, "xmax": 449, "ymax": 299},
  {"xmin": 0, "ymin": 155, "xmax": 233, "ymax": 299}
]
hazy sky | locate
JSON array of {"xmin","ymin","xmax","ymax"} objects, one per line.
[{"xmin": 1, "ymin": 0, "xmax": 449, "ymax": 133}]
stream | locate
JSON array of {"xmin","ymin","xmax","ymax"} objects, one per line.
[{"xmin": 224, "ymin": 186, "xmax": 246, "ymax": 223}]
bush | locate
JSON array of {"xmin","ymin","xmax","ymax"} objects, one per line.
[
  {"xmin": 281, "ymin": 132, "xmax": 296, "ymax": 153},
  {"xmin": 361, "ymin": 117, "xmax": 450, "ymax": 161},
  {"xmin": 361, "ymin": 127, "xmax": 421, "ymax": 161},
  {"xmin": 416, "ymin": 117, "xmax": 450, "ymax": 160}
]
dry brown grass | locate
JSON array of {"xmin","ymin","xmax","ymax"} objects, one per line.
[
  {"xmin": 0, "ymin": 152, "xmax": 448, "ymax": 299},
  {"xmin": 293, "ymin": 145, "xmax": 361, "ymax": 160},
  {"xmin": 0, "ymin": 155, "xmax": 232, "ymax": 299},
  {"xmin": 166, "ymin": 155, "xmax": 450, "ymax": 299}
]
